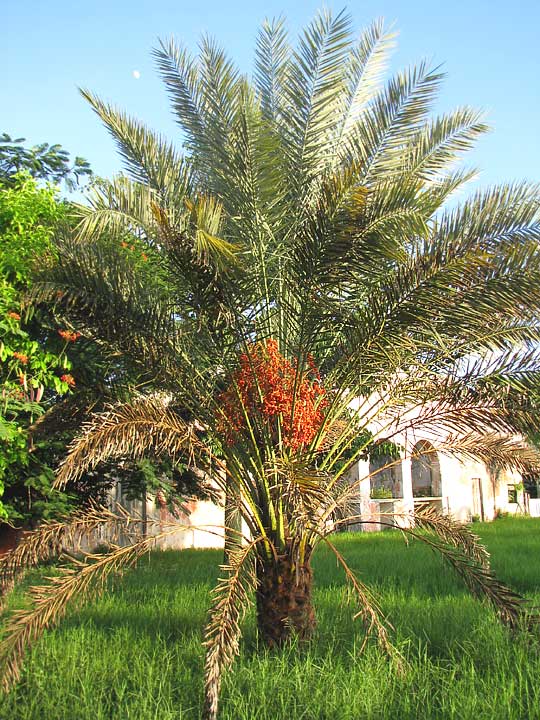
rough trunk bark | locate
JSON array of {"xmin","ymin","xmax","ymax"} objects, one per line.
[{"xmin": 255, "ymin": 551, "xmax": 316, "ymax": 647}]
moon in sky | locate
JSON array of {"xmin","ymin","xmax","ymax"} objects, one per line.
[{"xmin": 132, "ymin": 70, "xmax": 141, "ymax": 79}]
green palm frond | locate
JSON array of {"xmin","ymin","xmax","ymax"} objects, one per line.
[
  {"xmin": 185, "ymin": 195, "xmax": 240, "ymax": 269},
  {"xmin": 279, "ymin": 9, "xmax": 352, "ymax": 198},
  {"xmin": 153, "ymin": 38, "xmax": 208, "ymax": 152},
  {"xmin": 402, "ymin": 107, "xmax": 489, "ymax": 181},
  {"xmin": 349, "ymin": 61, "xmax": 444, "ymax": 181},
  {"xmin": 80, "ymin": 89, "xmax": 194, "ymax": 197},
  {"xmin": 254, "ymin": 16, "xmax": 290, "ymax": 123},
  {"xmin": 334, "ymin": 18, "xmax": 396, "ymax": 159},
  {"xmin": 76, "ymin": 175, "xmax": 165, "ymax": 241},
  {"xmin": 30, "ymin": 237, "xmax": 181, "ymax": 380},
  {"xmin": 153, "ymin": 35, "xmax": 241, "ymax": 177}
]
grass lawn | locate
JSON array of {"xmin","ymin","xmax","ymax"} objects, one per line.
[{"xmin": 1, "ymin": 517, "xmax": 540, "ymax": 719}]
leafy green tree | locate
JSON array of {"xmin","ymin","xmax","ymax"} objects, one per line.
[
  {"xmin": 2, "ymin": 11, "xmax": 540, "ymax": 719},
  {"xmin": 0, "ymin": 134, "xmax": 92, "ymax": 190},
  {"xmin": 0, "ymin": 175, "xmax": 76, "ymax": 522},
  {"xmin": 0, "ymin": 174, "xmax": 196, "ymax": 525}
]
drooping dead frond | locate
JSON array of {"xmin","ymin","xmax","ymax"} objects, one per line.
[
  {"xmin": 203, "ymin": 538, "xmax": 263, "ymax": 720},
  {"xmin": 409, "ymin": 504, "xmax": 490, "ymax": 567},
  {"xmin": 54, "ymin": 396, "xmax": 207, "ymax": 489},
  {"xmin": 438, "ymin": 432, "xmax": 540, "ymax": 474},
  {"xmin": 0, "ymin": 523, "xmax": 225, "ymax": 693},
  {"xmin": 0, "ymin": 503, "xmax": 135, "ymax": 605},
  {"xmin": 330, "ymin": 507, "xmax": 530, "ymax": 629},
  {"xmin": 321, "ymin": 537, "xmax": 403, "ymax": 668},
  {"xmin": 400, "ymin": 508, "xmax": 527, "ymax": 627}
]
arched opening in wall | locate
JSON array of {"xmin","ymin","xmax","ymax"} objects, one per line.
[
  {"xmin": 369, "ymin": 453, "xmax": 403, "ymax": 499},
  {"xmin": 411, "ymin": 440, "xmax": 441, "ymax": 498}
]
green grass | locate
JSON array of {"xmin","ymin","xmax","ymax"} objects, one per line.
[{"xmin": 2, "ymin": 517, "xmax": 540, "ymax": 719}]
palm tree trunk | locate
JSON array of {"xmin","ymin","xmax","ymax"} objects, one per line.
[{"xmin": 255, "ymin": 550, "xmax": 316, "ymax": 646}]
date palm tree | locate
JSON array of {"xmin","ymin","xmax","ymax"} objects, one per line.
[{"xmin": 2, "ymin": 10, "xmax": 540, "ymax": 719}]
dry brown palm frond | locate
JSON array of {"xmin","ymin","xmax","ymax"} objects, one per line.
[
  {"xmin": 407, "ymin": 526, "xmax": 527, "ymax": 627},
  {"xmin": 382, "ymin": 401, "xmax": 540, "ymax": 472},
  {"xmin": 0, "ymin": 522, "xmax": 227, "ymax": 693},
  {"xmin": 331, "ymin": 509, "xmax": 528, "ymax": 628},
  {"xmin": 203, "ymin": 537, "xmax": 264, "ymax": 720},
  {"xmin": 437, "ymin": 432, "xmax": 540, "ymax": 474},
  {"xmin": 389, "ymin": 508, "xmax": 527, "ymax": 627},
  {"xmin": 54, "ymin": 396, "xmax": 209, "ymax": 489},
  {"xmin": 0, "ymin": 503, "xmax": 135, "ymax": 607},
  {"xmin": 320, "ymin": 537, "xmax": 404, "ymax": 669},
  {"xmin": 325, "ymin": 431, "xmax": 540, "ymax": 531},
  {"xmin": 270, "ymin": 456, "xmax": 334, "ymax": 532},
  {"xmin": 408, "ymin": 504, "xmax": 490, "ymax": 567}
]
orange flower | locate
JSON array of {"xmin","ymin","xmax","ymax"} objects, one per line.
[
  {"xmin": 13, "ymin": 351, "xmax": 29, "ymax": 364},
  {"xmin": 121, "ymin": 241, "xmax": 129, "ymax": 249},
  {"xmin": 60, "ymin": 373, "xmax": 76, "ymax": 387},
  {"xmin": 58, "ymin": 329, "xmax": 81, "ymax": 342},
  {"xmin": 141, "ymin": 253, "xmax": 148, "ymax": 262},
  {"xmin": 7, "ymin": 311, "xmax": 21, "ymax": 321}
]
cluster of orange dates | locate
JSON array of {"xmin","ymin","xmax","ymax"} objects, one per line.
[{"xmin": 219, "ymin": 339, "xmax": 327, "ymax": 451}]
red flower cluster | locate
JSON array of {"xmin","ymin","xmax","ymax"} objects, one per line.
[
  {"xmin": 12, "ymin": 351, "xmax": 29, "ymax": 364},
  {"xmin": 219, "ymin": 339, "xmax": 327, "ymax": 451},
  {"xmin": 60, "ymin": 373, "xmax": 76, "ymax": 387},
  {"xmin": 58, "ymin": 329, "xmax": 81, "ymax": 343},
  {"xmin": 7, "ymin": 311, "xmax": 21, "ymax": 321}
]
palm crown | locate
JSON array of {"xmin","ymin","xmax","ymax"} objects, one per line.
[{"xmin": 2, "ymin": 10, "xmax": 540, "ymax": 720}]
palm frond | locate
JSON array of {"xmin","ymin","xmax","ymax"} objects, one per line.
[
  {"xmin": 402, "ymin": 107, "xmax": 488, "ymax": 181},
  {"xmin": 75, "ymin": 175, "xmax": 165, "ymax": 242},
  {"xmin": 203, "ymin": 538, "xmax": 261, "ymax": 720},
  {"xmin": 0, "ymin": 523, "xmax": 219, "ymax": 693},
  {"xmin": 335, "ymin": 18, "xmax": 396, "ymax": 157},
  {"xmin": 153, "ymin": 35, "xmax": 241, "ymax": 177},
  {"xmin": 54, "ymin": 397, "xmax": 207, "ymax": 489},
  {"xmin": 408, "ymin": 504, "xmax": 489, "ymax": 567},
  {"xmin": 30, "ymin": 237, "xmax": 181, "ymax": 381},
  {"xmin": 0, "ymin": 503, "xmax": 133, "ymax": 604},
  {"xmin": 272, "ymin": 456, "xmax": 334, "ymax": 534},
  {"xmin": 280, "ymin": 9, "xmax": 353, "ymax": 197},
  {"xmin": 321, "ymin": 537, "xmax": 403, "ymax": 667},
  {"xmin": 153, "ymin": 38, "xmax": 208, "ymax": 153},
  {"xmin": 403, "ymin": 506, "xmax": 528, "ymax": 627},
  {"xmin": 349, "ymin": 61, "xmax": 444, "ymax": 181},
  {"xmin": 254, "ymin": 16, "xmax": 290, "ymax": 123},
  {"xmin": 80, "ymin": 89, "xmax": 193, "ymax": 197}
]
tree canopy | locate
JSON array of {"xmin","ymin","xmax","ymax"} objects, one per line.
[{"xmin": 0, "ymin": 133, "xmax": 92, "ymax": 190}]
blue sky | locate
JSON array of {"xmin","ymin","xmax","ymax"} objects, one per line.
[{"xmin": 2, "ymin": 0, "xmax": 539, "ymax": 192}]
